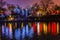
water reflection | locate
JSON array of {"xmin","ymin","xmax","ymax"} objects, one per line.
[
  {"xmin": 29, "ymin": 27, "xmax": 34, "ymax": 38},
  {"xmin": 37, "ymin": 22, "xmax": 40, "ymax": 35},
  {"xmin": 22, "ymin": 27, "xmax": 25, "ymax": 40},
  {"xmin": 43, "ymin": 22, "xmax": 47, "ymax": 34},
  {"xmin": 1, "ymin": 21, "xmax": 60, "ymax": 40},
  {"xmin": 8, "ymin": 23, "xmax": 13, "ymax": 39},
  {"xmin": 15, "ymin": 28, "xmax": 21, "ymax": 40},
  {"xmin": 25, "ymin": 24, "xmax": 29, "ymax": 37},
  {"xmin": 2, "ymin": 25, "xmax": 5, "ymax": 36},
  {"xmin": 5, "ymin": 27, "xmax": 9, "ymax": 38},
  {"xmin": 51, "ymin": 22, "xmax": 57, "ymax": 35},
  {"xmin": 57, "ymin": 22, "xmax": 59, "ymax": 34}
]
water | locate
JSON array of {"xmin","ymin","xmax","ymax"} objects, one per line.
[{"xmin": 1, "ymin": 21, "xmax": 60, "ymax": 40}]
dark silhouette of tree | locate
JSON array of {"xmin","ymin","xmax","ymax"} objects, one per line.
[{"xmin": 40, "ymin": 0, "xmax": 54, "ymax": 11}]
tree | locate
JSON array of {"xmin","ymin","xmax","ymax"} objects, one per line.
[
  {"xmin": 32, "ymin": 3, "xmax": 40, "ymax": 11},
  {"xmin": 40, "ymin": 0, "xmax": 54, "ymax": 11}
]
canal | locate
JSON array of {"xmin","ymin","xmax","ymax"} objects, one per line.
[{"xmin": 0, "ymin": 21, "xmax": 60, "ymax": 40}]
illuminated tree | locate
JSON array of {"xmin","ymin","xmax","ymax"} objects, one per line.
[
  {"xmin": 32, "ymin": 3, "xmax": 40, "ymax": 11},
  {"xmin": 40, "ymin": 0, "xmax": 54, "ymax": 11}
]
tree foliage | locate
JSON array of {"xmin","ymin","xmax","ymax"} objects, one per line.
[{"xmin": 40, "ymin": 0, "xmax": 54, "ymax": 11}]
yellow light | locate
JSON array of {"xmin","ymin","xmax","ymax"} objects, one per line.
[
  {"xmin": 9, "ymin": 15, "xmax": 11, "ymax": 17},
  {"xmin": 57, "ymin": 22, "xmax": 59, "ymax": 34},
  {"xmin": 8, "ymin": 15, "xmax": 14, "ymax": 21},
  {"xmin": 8, "ymin": 17, "xmax": 14, "ymax": 21},
  {"xmin": 43, "ymin": 22, "xmax": 47, "ymax": 34},
  {"xmin": 10, "ymin": 18, "xmax": 14, "ymax": 20},
  {"xmin": 9, "ymin": 23, "xmax": 12, "ymax": 32}
]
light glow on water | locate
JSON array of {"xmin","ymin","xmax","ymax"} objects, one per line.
[
  {"xmin": 8, "ymin": 23, "xmax": 12, "ymax": 32},
  {"xmin": 37, "ymin": 22, "xmax": 40, "ymax": 35},
  {"xmin": 5, "ymin": 27, "xmax": 9, "ymax": 38},
  {"xmin": 29, "ymin": 27, "xmax": 34, "ymax": 38},
  {"xmin": 25, "ymin": 24, "xmax": 29, "ymax": 36},
  {"xmin": 32, "ymin": 22, "xmax": 37, "ymax": 32},
  {"xmin": 8, "ymin": 23, "xmax": 13, "ymax": 39},
  {"xmin": 14, "ymin": 28, "xmax": 21, "ymax": 40},
  {"xmin": 40, "ymin": 22, "xmax": 43, "ymax": 34},
  {"xmin": 21, "ymin": 22, "xmax": 24, "ymax": 28},
  {"xmin": 52, "ymin": 22, "xmax": 57, "ymax": 35},
  {"xmin": 1, "ymin": 22, "xmax": 60, "ymax": 40},
  {"xmin": 2, "ymin": 25, "xmax": 5, "ymax": 36},
  {"xmin": 47, "ymin": 22, "xmax": 51, "ymax": 33},
  {"xmin": 28, "ymin": 22, "xmax": 31, "ymax": 27},
  {"xmin": 57, "ymin": 22, "xmax": 59, "ymax": 34},
  {"xmin": 15, "ymin": 22, "xmax": 17, "ymax": 28},
  {"xmin": 4, "ymin": 23, "xmax": 6, "ymax": 26},
  {"xmin": 43, "ymin": 22, "xmax": 47, "ymax": 34},
  {"xmin": 22, "ymin": 27, "xmax": 25, "ymax": 40}
]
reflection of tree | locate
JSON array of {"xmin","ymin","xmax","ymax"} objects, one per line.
[
  {"xmin": 40, "ymin": 0, "xmax": 54, "ymax": 11},
  {"xmin": 0, "ymin": 0, "xmax": 6, "ymax": 8}
]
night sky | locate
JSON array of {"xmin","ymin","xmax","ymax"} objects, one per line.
[{"xmin": 4, "ymin": 0, "xmax": 60, "ymax": 8}]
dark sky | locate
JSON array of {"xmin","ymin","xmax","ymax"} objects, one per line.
[{"xmin": 4, "ymin": 0, "xmax": 60, "ymax": 8}]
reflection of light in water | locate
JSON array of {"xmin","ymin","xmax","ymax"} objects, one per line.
[
  {"xmin": 29, "ymin": 27, "xmax": 34, "ymax": 38},
  {"xmin": 40, "ymin": 22, "xmax": 43, "ymax": 34},
  {"xmin": 14, "ymin": 28, "xmax": 21, "ymax": 40},
  {"xmin": 5, "ymin": 27, "xmax": 9, "ymax": 38},
  {"xmin": 15, "ymin": 22, "xmax": 17, "ymax": 28},
  {"xmin": 22, "ymin": 27, "xmax": 25, "ymax": 40},
  {"xmin": 8, "ymin": 23, "xmax": 12, "ymax": 32},
  {"xmin": 43, "ymin": 22, "xmax": 47, "ymax": 34},
  {"xmin": 2, "ymin": 25, "xmax": 5, "ymax": 36},
  {"xmin": 37, "ymin": 22, "xmax": 40, "ymax": 35},
  {"xmin": 8, "ymin": 23, "xmax": 13, "ymax": 39},
  {"xmin": 32, "ymin": 22, "xmax": 37, "ymax": 32},
  {"xmin": 52, "ymin": 22, "xmax": 57, "ymax": 35},
  {"xmin": 21, "ymin": 22, "xmax": 24, "ymax": 28},
  {"xmin": 2, "ymin": 25, "xmax": 9, "ymax": 38},
  {"xmin": 57, "ymin": 22, "xmax": 59, "ymax": 34},
  {"xmin": 1, "ymin": 22, "xmax": 60, "ymax": 40},
  {"xmin": 25, "ymin": 24, "xmax": 29, "ymax": 37},
  {"xmin": 47, "ymin": 22, "xmax": 50, "ymax": 33},
  {"xmin": 4, "ymin": 23, "xmax": 6, "ymax": 26},
  {"xmin": 28, "ymin": 22, "xmax": 31, "ymax": 27}
]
